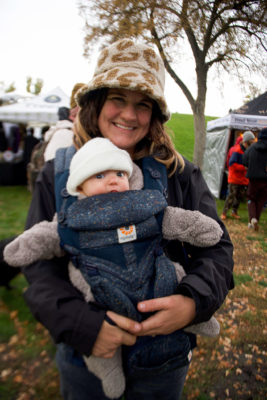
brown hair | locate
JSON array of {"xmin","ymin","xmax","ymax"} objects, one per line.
[{"xmin": 73, "ymin": 88, "xmax": 184, "ymax": 175}]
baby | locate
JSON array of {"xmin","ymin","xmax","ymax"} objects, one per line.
[{"xmin": 5, "ymin": 138, "xmax": 223, "ymax": 399}]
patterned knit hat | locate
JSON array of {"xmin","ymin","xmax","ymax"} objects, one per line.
[
  {"xmin": 70, "ymin": 83, "xmax": 86, "ymax": 109},
  {"xmin": 66, "ymin": 137, "xmax": 133, "ymax": 196},
  {"xmin": 76, "ymin": 39, "xmax": 170, "ymax": 121}
]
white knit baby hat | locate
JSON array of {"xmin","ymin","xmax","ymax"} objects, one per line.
[
  {"xmin": 66, "ymin": 138, "xmax": 133, "ymax": 196},
  {"xmin": 76, "ymin": 38, "xmax": 170, "ymax": 121}
]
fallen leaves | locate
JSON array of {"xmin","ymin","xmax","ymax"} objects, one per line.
[{"xmin": 184, "ymin": 219, "xmax": 267, "ymax": 399}]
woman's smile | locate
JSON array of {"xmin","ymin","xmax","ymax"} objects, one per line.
[{"xmin": 113, "ymin": 122, "xmax": 135, "ymax": 131}]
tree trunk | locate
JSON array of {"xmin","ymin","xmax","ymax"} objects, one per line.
[{"xmin": 192, "ymin": 109, "xmax": 207, "ymax": 170}]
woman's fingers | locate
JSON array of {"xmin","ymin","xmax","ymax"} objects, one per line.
[
  {"xmin": 92, "ymin": 312, "xmax": 140, "ymax": 358},
  {"xmin": 138, "ymin": 297, "xmax": 170, "ymax": 313},
  {"xmin": 107, "ymin": 310, "xmax": 142, "ymax": 335},
  {"xmin": 92, "ymin": 295, "xmax": 196, "ymax": 357},
  {"xmin": 137, "ymin": 295, "xmax": 196, "ymax": 336}
]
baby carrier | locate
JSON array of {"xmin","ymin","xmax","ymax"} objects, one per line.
[{"xmin": 55, "ymin": 146, "xmax": 192, "ymax": 375}]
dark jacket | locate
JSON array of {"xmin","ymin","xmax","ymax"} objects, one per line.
[
  {"xmin": 242, "ymin": 138, "xmax": 267, "ymax": 181},
  {"xmin": 23, "ymin": 157, "xmax": 234, "ymax": 357}
]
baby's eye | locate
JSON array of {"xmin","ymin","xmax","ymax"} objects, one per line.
[
  {"xmin": 95, "ymin": 173, "xmax": 105, "ymax": 179},
  {"xmin": 117, "ymin": 171, "xmax": 125, "ymax": 177}
]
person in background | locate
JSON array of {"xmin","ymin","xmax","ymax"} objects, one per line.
[
  {"xmin": 26, "ymin": 83, "xmax": 85, "ymax": 192},
  {"xmin": 242, "ymin": 127, "xmax": 267, "ymax": 231},
  {"xmin": 43, "ymin": 82, "xmax": 85, "ymax": 162},
  {"xmin": 221, "ymin": 130, "xmax": 255, "ymax": 220},
  {"xmin": 226, "ymin": 135, "xmax": 243, "ymax": 169},
  {"xmin": 21, "ymin": 38, "xmax": 234, "ymax": 400},
  {"xmin": 0, "ymin": 122, "xmax": 7, "ymax": 152}
]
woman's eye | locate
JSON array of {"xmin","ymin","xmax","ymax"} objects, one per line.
[
  {"xmin": 109, "ymin": 96, "xmax": 125, "ymax": 103},
  {"xmin": 138, "ymin": 102, "xmax": 152, "ymax": 110},
  {"xmin": 96, "ymin": 173, "xmax": 105, "ymax": 179}
]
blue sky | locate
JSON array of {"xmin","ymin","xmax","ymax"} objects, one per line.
[{"xmin": 0, "ymin": 0, "xmax": 263, "ymax": 117}]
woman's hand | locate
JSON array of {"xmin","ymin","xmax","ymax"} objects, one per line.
[
  {"xmin": 91, "ymin": 311, "xmax": 141, "ymax": 358},
  {"xmin": 136, "ymin": 294, "xmax": 196, "ymax": 336}
]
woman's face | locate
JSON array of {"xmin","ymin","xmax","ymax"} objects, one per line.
[{"xmin": 98, "ymin": 88, "xmax": 153, "ymax": 156}]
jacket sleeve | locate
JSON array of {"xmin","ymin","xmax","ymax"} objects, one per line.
[
  {"xmin": 23, "ymin": 161, "xmax": 105, "ymax": 356},
  {"xmin": 166, "ymin": 161, "xmax": 234, "ymax": 324},
  {"xmin": 229, "ymin": 152, "xmax": 246, "ymax": 171},
  {"xmin": 242, "ymin": 147, "xmax": 250, "ymax": 167}
]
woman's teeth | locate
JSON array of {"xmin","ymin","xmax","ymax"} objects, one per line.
[{"xmin": 115, "ymin": 123, "xmax": 134, "ymax": 130}]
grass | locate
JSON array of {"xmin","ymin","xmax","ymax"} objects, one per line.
[
  {"xmin": 166, "ymin": 113, "xmax": 217, "ymax": 161},
  {"xmin": 216, "ymin": 198, "xmax": 267, "ymax": 253},
  {"xmin": 0, "ymin": 185, "xmax": 31, "ymax": 239}
]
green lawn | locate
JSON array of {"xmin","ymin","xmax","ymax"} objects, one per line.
[
  {"xmin": 0, "ymin": 185, "xmax": 32, "ymax": 239},
  {"xmin": 166, "ymin": 113, "xmax": 217, "ymax": 161}
]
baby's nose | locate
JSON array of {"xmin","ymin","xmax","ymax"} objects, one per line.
[{"xmin": 108, "ymin": 176, "xmax": 119, "ymax": 184}]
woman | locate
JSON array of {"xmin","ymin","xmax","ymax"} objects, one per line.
[{"xmin": 23, "ymin": 38, "xmax": 234, "ymax": 400}]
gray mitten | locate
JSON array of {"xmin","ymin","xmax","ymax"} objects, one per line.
[
  {"xmin": 162, "ymin": 207, "xmax": 223, "ymax": 247},
  {"xmin": 184, "ymin": 317, "xmax": 220, "ymax": 337},
  {"xmin": 4, "ymin": 219, "xmax": 64, "ymax": 267}
]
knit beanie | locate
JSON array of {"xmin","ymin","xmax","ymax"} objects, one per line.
[
  {"xmin": 66, "ymin": 138, "xmax": 133, "ymax": 196},
  {"xmin": 76, "ymin": 39, "xmax": 170, "ymax": 121},
  {"xmin": 242, "ymin": 130, "xmax": 255, "ymax": 142},
  {"xmin": 70, "ymin": 83, "xmax": 86, "ymax": 109},
  {"xmin": 258, "ymin": 127, "xmax": 267, "ymax": 140}
]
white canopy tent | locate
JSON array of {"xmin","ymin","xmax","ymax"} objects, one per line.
[
  {"xmin": 202, "ymin": 113, "xmax": 267, "ymax": 198},
  {"xmin": 0, "ymin": 87, "xmax": 70, "ymax": 125},
  {"xmin": 0, "ymin": 90, "xmax": 34, "ymax": 105}
]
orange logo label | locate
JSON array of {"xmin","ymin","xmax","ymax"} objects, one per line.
[{"xmin": 117, "ymin": 225, "xmax": 137, "ymax": 243}]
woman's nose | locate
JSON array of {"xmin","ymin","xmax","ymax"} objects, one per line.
[{"xmin": 121, "ymin": 104, "xmax": 137, "ymax": 121}]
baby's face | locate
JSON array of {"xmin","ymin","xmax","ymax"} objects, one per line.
[{"xmin": 78, "ymin": 170, "xmax": 130, "ymax": 197}]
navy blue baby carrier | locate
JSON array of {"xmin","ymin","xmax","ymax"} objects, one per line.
[{"xmin": 55, "ymin": 146, "xmax": 192, "ymax": 375}]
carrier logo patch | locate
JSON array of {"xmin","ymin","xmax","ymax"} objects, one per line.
[{"xmin": 117, "ymin": 225, "xmax": 137, "ymax": 243}]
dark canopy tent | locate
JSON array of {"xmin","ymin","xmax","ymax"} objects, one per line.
[
  {"xmin": 233, "ymin": 91, "xmax": 267, "ymax": 116},
  {"xmin": 202, "ymin": 92, "xmax": 267, "ymax": 198}
]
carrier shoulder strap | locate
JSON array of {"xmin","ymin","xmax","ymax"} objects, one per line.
[
  {"xmin": 141, "ymin": 156, "xmax": 168, "ymax": 199},
  {"xmin": 54, "ymin": 146, "xmax": 76, "ymax": 215},
  {"xmin": 54, "ymin": 145, "xmax": 76, "ymax": 175}
]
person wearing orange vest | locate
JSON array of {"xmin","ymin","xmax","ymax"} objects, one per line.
[{"xmin": 221, "ymin": 131, "xmax": 255, "ymax": 220}]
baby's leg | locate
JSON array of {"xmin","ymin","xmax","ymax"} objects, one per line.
[
  {"xmin": 83, "ymin": 349, "xmax": 125, "ymax": 399},
  {"xmin": 68, "ymin": 263, "xmax": 126, "ymax": 398}
]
